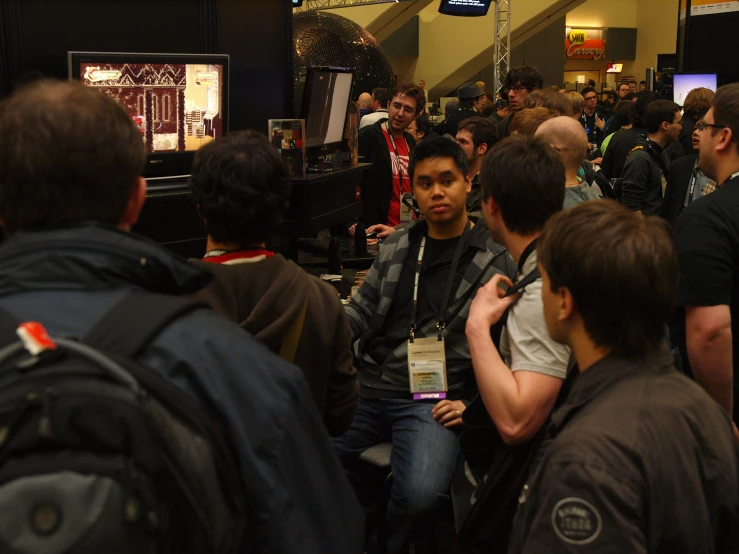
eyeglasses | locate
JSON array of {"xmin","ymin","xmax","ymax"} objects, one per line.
[
  {"xmin": 583, "ymin": 95, "xmax": 598, "ymax": 101},
  {"xmin": 509, "ymin": 86, "xmax": 531, "ymax": 93},
  {"xmin": 696, "ymin": 121, "xmax": 727, "ymax": 132}
]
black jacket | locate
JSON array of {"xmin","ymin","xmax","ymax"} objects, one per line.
[
  {"xmin": 680, "ymin": 113, "xmax": 698, "ymax": 156},
  {"xmin": 601, "ymin": 127, "xmax": 647, "ymax": 179},
  {"xmin": 358, "ymin": 120, "xmax": 416, "ymax": 226},
  {"xmin": 661, "ymin": 153, "xmax": 698, "ymax": 224},
  {"xmin": 0, "ymin": 224, "xmax": 364, "ymax": 554},
  {"xmin": 620, "ymin": 137, "xmax": 668, "ymax": 216},
  {"xmin": 495, "ymin": 111, "xmax": 515, "ymax": 139},
  {"xmin": 444, "ymin": 107, "xmax": 478, "ymax": 138},
  {"xmin": 509, "ymin": 352, "xmax": 739, "ymax": 553}
]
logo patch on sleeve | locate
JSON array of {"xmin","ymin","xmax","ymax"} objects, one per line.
[{"xmin": 551, "ymin": 497, "xmax": 602, "ymax": 545}]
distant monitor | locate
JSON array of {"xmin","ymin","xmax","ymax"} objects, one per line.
[
  {"xmin": 607, "ymin": 63, "xmax": 624, "ymax": 74},
  {"xmin": 68, "ymin": 51, "xmax": 229, "ymax": 181},
  {"xmin": 438, "ymin": 0, "xmax": 493, "ymax": 17},
  {"xmin": 673, "ymin": 73, "xmax": 718, "ymax": 106},
  {"xmin": 300, "ymin": 66, "xmax": 354, "ymax": 149}
]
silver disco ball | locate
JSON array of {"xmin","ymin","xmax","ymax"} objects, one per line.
[{"xmin": 293, "ymin": 11, "xmax": 396, "ymax": 99}]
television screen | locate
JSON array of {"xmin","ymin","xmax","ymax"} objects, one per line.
[
  {"xmin": 300, "ymin": 67, "xmax": 354, "ymax": 149},
  {"xmin": 673, "ymin": 73, "xmax": 717, "ymax": 106},
  {"xmin": 69, "ymin": 52, "xmax": 229, "ymax": 180},
  {"xmin": 439, "ymin": 0, "xmax": 493, "ymax": 17},
  {"xmin": 606, "ymin": 63, "xmax": 624, "ymax": 74}
]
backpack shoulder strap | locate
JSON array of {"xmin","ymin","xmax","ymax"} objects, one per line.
[
  {"xmin": 278, "ymin": 294, "xmax": 309, "ymax": 364},
  {"xmin": 84, "ymin": 292, "xmax": 209, "ymax": 358}
]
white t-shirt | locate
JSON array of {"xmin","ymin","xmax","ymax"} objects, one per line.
[
  {"xmin": 499, "ymin": 251, "xmax": 570, "ymax": 379},
  {"xmin": 360, "ymin": 110, "xmax": 389, "ymax": 129}
]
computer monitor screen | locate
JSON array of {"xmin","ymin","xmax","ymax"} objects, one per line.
[
  {"xmin": 68, "ymin": 51, "xmax": 229, "ymax": 180},
  {"xmin": 301, "ymin": 67, "xmax": 354, "ymax": 149},
  {"xmin": 606, "ymin": 63, "xmax": 624, "ymax": 74},
  {"xmin": 673, "ymin": 73, "xmax": 718, "ymax": 106},
  {"xmin": 438, "ymin": 0, "xmax": 493, "ymax": 17}
]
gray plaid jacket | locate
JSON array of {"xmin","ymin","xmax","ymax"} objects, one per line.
[{"xmin": 345, "ymin": 220, "xmax": 515, "ymax": 396}]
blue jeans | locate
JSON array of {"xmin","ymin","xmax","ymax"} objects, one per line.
[{"xmin": 334, "ymin": 397, "xmax": 460, "ymax": 554}]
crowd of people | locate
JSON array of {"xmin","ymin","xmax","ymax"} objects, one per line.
[{"xmin": 0, "ymin": 65, "xmax": 737, "ymax": 554}]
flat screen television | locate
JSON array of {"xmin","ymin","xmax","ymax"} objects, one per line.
[
  {"xmin": 438, "ymin": 0, "xmax": 493, "ymax": 17},
  {"xmin": 672, "ymin": 73, "xmax": 718, "ymax": 106},
  {"xmin": 606, "ymin": 63, "xmax": 624, "ymax": 74},
  {"xmin": 300, "ymin": 66, "xmax": 354, "ymax": 150},
  {"xmin": 68, "ymin": 51, "xmax": 229, "ymax": 182}
]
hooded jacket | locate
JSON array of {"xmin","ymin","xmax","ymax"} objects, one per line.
[
  {"xmin": 0, "ymin": 224, "xmax": 363, "ymax": 554},
  {"xmin": 191, "ymin": 254, "xmax": 359, "ymax": 437}
]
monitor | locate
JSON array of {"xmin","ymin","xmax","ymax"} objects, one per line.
[
  {"xmin": 300, "ymin": 66, "xmax": 354, "ymax": 150},
  {"xmin": 672, "ymin": 73, "xmax": 718, "ymax": 106},
  {"xmin": 438, "ymin": 0, "xmax": 493, "ymax": 17},
  {"xmin": 606, "ymin": 63, "xmax": 624, "ymax": 74},
  {"xmin": 68, "ymin": 51, "xmax": 229, "ymax": 181}
]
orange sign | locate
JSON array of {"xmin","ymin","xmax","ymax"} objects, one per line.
[{"xmin": 565, "ymin": 29, "xmax": 606, "ymax": 60}]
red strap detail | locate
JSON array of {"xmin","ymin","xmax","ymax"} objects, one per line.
[
  {"xmin": 17, "ymin": 322, "xmax": 57, "ymax": 355},
  {"xmin": 202, "ymin": 250, "xmax": 275, "ymax": 264}
]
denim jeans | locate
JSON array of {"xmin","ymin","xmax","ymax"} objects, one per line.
[{"xmin": 334, "ymin": 397, "xmax": 460, "ymax": 554}]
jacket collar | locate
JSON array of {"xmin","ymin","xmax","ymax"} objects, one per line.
[
  {"xmin": 0, "ymin": 223, "xmax": 212, "ymax": 298},
  {"xmin": 549, "ymin": 348, "xmax": 675, "ymax": 433}
]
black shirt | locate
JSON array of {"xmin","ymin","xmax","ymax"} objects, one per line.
[
  {"xmin": 368, "ymin": 232, "xmax": 475, "ymax": 367},
  {"xmin": 601, "ymin": 127, "xmax": 646, "ymax": 179},
  {"xmin": 673, "ymin": 174, "xmax": 739, "ymax": 425},
  {"xmin": 509, "ymin": 352, "xmax": 739, "ymax": 553}
]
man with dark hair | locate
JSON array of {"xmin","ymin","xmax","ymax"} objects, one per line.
[
  {"xmin": 357, "ymin": 82, "xmax": 426, "ymax": 228},
  {"xmin": 0, "ymin": 79, "xmax": 363, "ymax": 552},
  {"xmin": 189, "ymin": 130, "xmax": 359, "ymax": 437},
  {"xmin": 620, "ymin": 99, "xmax": 682, "ymax": 215},
  {"xmin": 487, "ymin": 98, "xmax": 510, "ymax": 124},
  {"xmin": 456, "ymin": 116, "xmax": 498, "ymax": 215},
  {"xmin": 601, "ymin": 91, "xmax": 658, "ymax": 179},
  {"xmin": 674, "ymin": 83, "xmax": 739, "ymax": 435},
  {"xmin": 579, "ymin": 86, "xmax": 605, "ymax": 151},
  {"xmin": 360, "ymin": 87, "xmax": 392, "ymax": 129},
  {"xmin": 466, "ymin": 135, "xmax": 570, "ymax": 448},
  {"xmin": 338, "ymin": 135, "xmax": 514, "ymax": 553},
  {"xmin": 640, "ymin": 79, "xmax": 647, "ymax": 92},
  {"xmin": 445, "ymin": 81, "xmax": 485, "ymax": 138},
  {"xmin": 496, "ymin": 65, "xmax": 544, "ymax": 138},
  {"xmin": 408, "ymin": 113, "xmax": 431, "ymax": 143},
  {"xmin": 616, "ymin": 82, "xmax": 631, "ymax": 101},
  {"xmin": 601, "ymin": 99, "xmax": 635, "ymax": 153},
  {"xmin": 509, "ymin": 200, "xmax": 739, "ymax": 553}
]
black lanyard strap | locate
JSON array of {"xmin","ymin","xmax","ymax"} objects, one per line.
[{"xmin": 410, "ymin": 221, "xmax": 471, "ymax": 342}]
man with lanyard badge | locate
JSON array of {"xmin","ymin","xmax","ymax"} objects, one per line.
[{"xmin": 338, "ymin": 136, "xmax": 515, "ymax": 553}]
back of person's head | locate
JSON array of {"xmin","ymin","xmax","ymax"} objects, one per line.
[
  {"xmin": 409, "ymin": 134, "xmax": 468, "ymax": 181},
  {"xmin": 480, "ymin": 135, "xmax": 565, "ymax": 235},
  {"xmin": 631, "ymin": 91, "xmax": 658, "ymax": 128},
  {"xmin": 624, "ymin": 92, "xmax": 638, "ymax": 101},
  {"xmin": 372, "ymin": 87, "xmax": 392, "ymax": 109},
  {"xmin": 505, "ymin": 66, "xmax": 544, "ymax": 92},
  {"xmin": 508, "ymin": 107, "xmax": 558, "ymax": 136},
  {"xmin": 414, "ymin": 113, "xmax": 431, "ymax": 138},
  {"xmin": 549, "ymin": 85, "xmax": 562, "ymax": 92},
  {"xmin": 522, "ymin": 89, "xmax": 572, "ymax": 117},
  {"xmin": 189, "ymin": 130, "xmax": 290, "ymax": 246},
  {"xmin": 457, "ymin": 116, "xmax": 498, "ymax": 150},
  {"xmin": 481, "ymin": 101, "xmax": 496, "ymax": 118},
  {"xmin": 445, "ymin": 99, "xmax": 460, "ymax": 117},
  {"xmin": 0, "ymin": 79, "xmax": 145, "ymax": 234},
  {"xmin": 613, "ymin": 99, "xmax": 635, "ymax": 126},
  {"xmin": 538, "ymin": 200, "xmax": 678, "ymax": 359},
  {"xmin": 683, "ymin": 87, "xmax": 715, "ymax": 120},
  {"xmin": 644, "ymin": 100, "xmax": 680, "ymax": 134},
  {"xmin": 357, "ymin": 92, "xmax": 372, "ymax": 109},
  {"xmin": 564, "ymin": 91, "xmax": 584, "ymax": 117},
  {"xmin": 535, "ymin": 116, "xmax": 588, "ymax": 173},
  {"xmin": 712, "ymin": 83, "xmax": 739, "ymax": 154},
  {"xmin": 587, "ymin": 79, "xmax": 596, "ymax": 88},
  {"xmin": 392, "ymin": 82, "xmax": 426, "ymax": 114}
]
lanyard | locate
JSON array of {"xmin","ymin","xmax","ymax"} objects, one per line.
[
  {"xmin": 386, "ymin": 121, "xmax": 409, "ymax": 186},
  {"xmin": 688, "ymin": 166, "xmax": 699, "ymax": 204},
  {"xmin": 409, "ymin": 222, "xmax": 470, "ymax": 342}
]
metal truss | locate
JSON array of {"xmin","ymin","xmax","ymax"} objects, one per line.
[
  {"xmin": 493, "ymin": 0, "xmax": 510, "ymax": 96},
  {"xmin": 294, "ymin": 0, "xmax": 408, "ymax": 13}
]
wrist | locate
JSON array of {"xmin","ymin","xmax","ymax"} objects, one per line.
[{"xmin": 466, "ymin": 317, "xmax": 492, "ymax": 338}]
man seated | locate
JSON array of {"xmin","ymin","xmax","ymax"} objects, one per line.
[
  {"xmin": 467, "ymin": 135, "xmax": 571, "ymax": 446},
  {"xmin": 338, "ymin": 136, "xmax": 514, "ymax": 553},
  {"xmin": 536, "ymin": 116, "xmax": 601, "ymax": 208},
  {"xmin": 0, "ymin": 79, "xmax": 363, "ymax": 553},
  {"xmin": 455, "ymin": 116, "xmax": 498, "ymax": 217},
  {"xmin": 509, "ymin": 201, "xmax": 739, "ymax": 552},
  {"xmin": 189, "ymin": 130, "xmax": 359, "ymax": 437}
]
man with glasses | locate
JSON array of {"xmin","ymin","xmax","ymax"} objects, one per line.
[
  {"xmin": 495, "ymin": 65, "xmax": 544, "ymax": 139},
  {"xmin": 673, "ymin": 83, "xmax": 739, "ymax": 439},
  {"xmin": 579, "ymin": 86, "xmax": 605, "ymax": 153},
  {"xmin": 619, "ymin": 100, "xmax": 681, "ymax": 215}
]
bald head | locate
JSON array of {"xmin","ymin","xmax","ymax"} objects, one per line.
[
  {"xmin": 358, "ymin": 92, "xmax": 373, "ymax": 109},
  {"xmin": 535, "ymin": 116, "xmax": 588, "ymax": 173}
]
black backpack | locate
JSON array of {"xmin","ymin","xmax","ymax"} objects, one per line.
[{"xmin": 0, "ymin": 293, "xmax": 247, "ymax": 553}]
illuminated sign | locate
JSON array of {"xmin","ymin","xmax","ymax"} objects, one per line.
[{"xmin": 565, "ymin": 29, "xmax": 606, "ymax": 60}]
